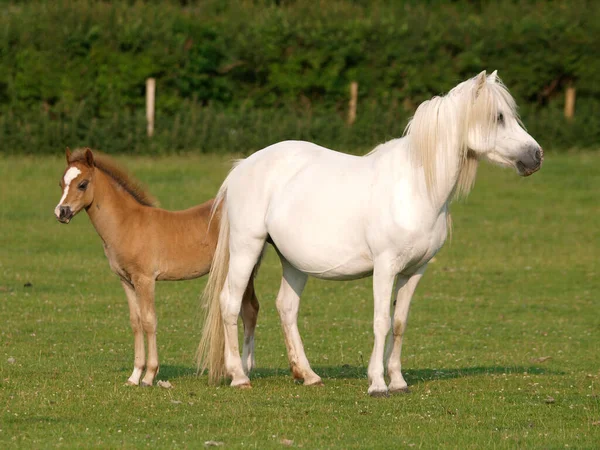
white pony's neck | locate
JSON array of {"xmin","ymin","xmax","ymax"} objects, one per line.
[{"xmin": 405, "ymin": 78, "xmax": 482, "ymax": 209}]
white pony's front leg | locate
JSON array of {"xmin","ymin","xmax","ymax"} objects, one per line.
[
  {"xmin": 367, "ymin": 262, "xmax": 396, "ymax": 397},
  {"xmin": 386, "ymin": 266, "xmax": 425, "ymax": 393}
]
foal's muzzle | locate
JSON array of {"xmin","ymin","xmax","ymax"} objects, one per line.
[
  {"xmin": 56, "ymin": 205, "xmax": 74, "ymax": 224},
  {"xmin": 517, "ymin": 145, "xmax": 544, "ymax": 177}
]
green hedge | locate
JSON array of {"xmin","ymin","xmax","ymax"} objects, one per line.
[{"xmin": 1, "ymin": 0, "xmax": 598, "ymax": 154}]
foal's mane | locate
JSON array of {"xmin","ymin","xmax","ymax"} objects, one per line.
[{"xmin": 69, "ymin": 149, "xmax": 157, "ymax": 207}]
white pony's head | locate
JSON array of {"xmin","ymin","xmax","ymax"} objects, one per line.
[
  {"xmin": 407, "ymin": 70, "xmax": 543, "ymax": 201},
  {"xmin": 463, "ymin": 70, "xmax": 543, "ymax": 177}
]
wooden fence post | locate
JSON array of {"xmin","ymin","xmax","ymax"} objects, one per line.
[
  {"xmin": 146, "ymin": 78, "xmax": 156, "ymax": 137},
  {"xmin": 348, "ymin": 81, "xmax": 358, "ymax": 125},
  {"xmin": 564, "ymin": 81, "xmax": 575, "ymax": 120}
]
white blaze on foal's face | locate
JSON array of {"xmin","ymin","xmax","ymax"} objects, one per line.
[
  {"xmin": 55, "ymin": 163, "xmax": 94, "ymax": 223},
  {"xmin": 55, "ymin": 166, "xmax": 81, "ymax": 216},
  {"xmin": 55, "ymin": 148, "xmax": 96, "ymax": 224}
]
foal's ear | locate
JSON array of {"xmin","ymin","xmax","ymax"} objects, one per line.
[
  {"xmin": 65, "ymin": 147, "xmax": 72, "ymax": 163},
  {"xmin": 475, "ymin": 70, "xmax": 487, "ymax": 97},
  {"xmin": 84, "ymin": 148, "xmax": 95, "ymax": 167}
]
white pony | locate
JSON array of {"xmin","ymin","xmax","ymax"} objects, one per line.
[{"xmin": 197, "ymin": 71, "xmax": 543, "ymax": 396}]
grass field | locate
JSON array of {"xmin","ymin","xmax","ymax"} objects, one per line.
[{"xmin": 1, "ymin": 152, "xmax": 599, "ymax": 448}]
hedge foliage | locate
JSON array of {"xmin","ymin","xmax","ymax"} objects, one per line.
[{"xmin": 0, "ymin": 0, "xmax": 599, "ymax": 154}]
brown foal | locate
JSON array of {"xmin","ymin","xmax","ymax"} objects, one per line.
[{"xmin": 54, "ymin": 148, "xmax": 259, "ymax": 386}]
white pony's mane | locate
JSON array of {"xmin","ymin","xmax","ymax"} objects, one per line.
[{"xmin": 369, "ymin": 72, "xmax": 518, "ymax": 202}]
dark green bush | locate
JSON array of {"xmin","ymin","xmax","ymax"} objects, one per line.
[{"xmin": 0, "ymin": 0, "xmax": 598, "ymax": 154}]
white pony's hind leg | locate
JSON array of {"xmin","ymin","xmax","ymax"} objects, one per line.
[
  {"xmin": 240, "ymin": 279, "xmax": 259, "ymax": 374},
  {"xmin": 276, "ymin": 258, "xmax": 322, "ymax": 386},
  {"xmin": 222, "ymin": 239, "xmax": 265, "ymax": 387},
  {"xmin": 386, "ymin": 267, "xmax": 425, "ymax": 393},
  {"xmin": 368, "ymin": 261, "xmax": 396, "ymax": 397}
]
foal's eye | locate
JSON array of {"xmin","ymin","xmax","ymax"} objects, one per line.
[
  {"xmin": 497, "ymin": 112, "xmax": 505, "ymax": 125},
  {"xmin": 78, "ymin": 180, "xmax": 89, "ymax": 191}
]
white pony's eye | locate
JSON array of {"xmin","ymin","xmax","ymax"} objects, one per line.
[{"xmin": 497, "ymin": 112, "xmax": 505, "ymax": 125}]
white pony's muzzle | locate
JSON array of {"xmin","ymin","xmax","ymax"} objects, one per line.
[{"xmin": 517, "ymin": 145, "xmax": 543, "ymax": 177}]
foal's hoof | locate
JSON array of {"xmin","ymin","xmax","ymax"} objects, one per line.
[
  {"xmin": 140, "ymin": 381, "xmax": 153, "ymax": 388},
  {"xmin": 125, "ymin": 380, "xmax": 139, "ymax": 387}
]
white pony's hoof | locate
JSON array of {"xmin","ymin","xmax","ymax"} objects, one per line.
[
  {"xmin": 389, "ymin": 386, "xmax": 410, "ymax": 394},
  {"xmin": 231, "ymin": 376, "xmax": 252, "ymax": 389},
  {"xmin": 368, "ymin": 388, "xmax": 390, "ymax": 398},
  {"xmin": 368, "ymin": 381, "xmax": 390, "ymax": 397}
]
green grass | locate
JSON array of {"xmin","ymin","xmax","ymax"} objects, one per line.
[{"xmin": 1, "ymin": 152, "xmax": 599, "ymax": 448}]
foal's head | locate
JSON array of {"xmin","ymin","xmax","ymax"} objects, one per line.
[{"xmin": 54, "ymin": 148, "xmax": 96, "ymax": 223}]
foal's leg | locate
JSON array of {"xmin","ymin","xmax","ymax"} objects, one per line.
[
  {"xmin": 132, "ymin": 276, "xmax": 159, "ymax": 387},
  {"xmin": 386, "ymin": 267, "xmax": 425, "ymax": 393},
  {"xmin": 367, "ymin": 261, "xmax": 396, "ymax": 397},
  {"xmin": 276, "ymin": 259, "xmax": 322, "ymax": 386},
  {"xmin": 222, "ymin": 238, "xmax": 265, "ymax": 387},
  {"xmin": 240, "ymin": 277, "xmax": 259, "ymax": 374},
  {"xmin": 122, "ymin": 280, "xmax": 145, "ymax": 386}
]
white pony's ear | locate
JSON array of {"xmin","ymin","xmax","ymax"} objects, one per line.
[
  {"xmin": 475, "ymin": 70, "xmax": 487, "ymax": 98},
  {"xmin": 488, "ymin": 70, "xmax": 498, "ymax": 82}
]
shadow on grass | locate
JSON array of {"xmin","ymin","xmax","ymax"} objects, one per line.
[
  {"xmin": 402, "ymin": 365, "xmax": 564, "ymax": 384},
  {"xmin": 253, "ymin": 364, "xmax": 563, "ymax": 383},
  {"xmin": 319, "ymin": 364, "xmax": 563, "ymax": 383},
  {"xmin": 132, "ymin": 364, "xmax": 197, "ymax": 381},
  {"xmin": 4, "ymin": 416, "xmax": 63, "ymax": 425},
  {"xmin": 152, "ymin": 364, "xmax": 563, "ymax": 384}
]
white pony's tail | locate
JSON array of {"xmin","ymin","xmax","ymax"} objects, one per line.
[{"xmin": 196, "ymin": 182, "xmax": 230, "ymax": 384}]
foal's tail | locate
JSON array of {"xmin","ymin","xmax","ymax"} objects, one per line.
[{"xmin": 196, "ymin": 183, "xmax": 230, "ymax": 384}]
